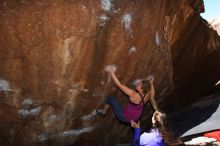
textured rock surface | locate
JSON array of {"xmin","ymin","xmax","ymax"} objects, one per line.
[{"xmin": 0, "ymin": 0, "xmax": 220, "ymax": 145}]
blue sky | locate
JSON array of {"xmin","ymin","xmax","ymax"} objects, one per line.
[{"xmin": 200, "ymin": 0, "xmax": 220, "ymax": 20}]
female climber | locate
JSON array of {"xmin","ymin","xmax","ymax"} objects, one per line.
[
  {"xmin": 96, "ymin": 65, "xmax": 157, "ymax": 124},
  {"xmin": 131, "ymin": 110, "xmax": 182, "ymax": 146}
]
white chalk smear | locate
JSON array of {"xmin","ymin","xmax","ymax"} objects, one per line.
[
  {"xmin": 81, "ymin": 110, "xmax": 97, "ymax": 120},
  {"xmin": 47, "ymin": 114, "xmax": 61, "ymax": 122},
  {"xmin": 105, "ymin": 64, "xmax": 117, "ymax": 72},
  {"xmin": 62, "ymin": 125, "xmax": 96, "ymax": 137},
  {"xmin": 155, "ymin": 31, "xmax": 160, "ymax": 46},
  {"xmin": 22, "ymin": 98, "xmax": 33, "ymax": 106},
  {"xmin": 146, "ymin": 75, "xmax": 154, "ymax": 81},
  {"xmin": 99, "ymin": 14, "xmax": 109, "ymax": 26},
  {"xmin": 128, "ymin": 46, "xmax": 137, "ymax": 54},
  {"xmin": 0, "ymin": 79, "xmax": 13, "ymax": 96},
  {"xmin": 0, "ymin": 80, "xmax": 12, "ymax": 91},
  {"xmin": 38, "ymin": 133, "xmax": 49, "ymax": 142},
  {"xmin": 101, "ymin": 0, "xmax": 112, "ymax": 11},
  {"xmin": 18, "ymin": 106, "xmax": 41, "ymax": 117},
  {"xmin": 122, "ymin": 13, "xmax": 132, "ymax": 33},
  {"xmin": 30, "ymin": 106, "xmax": 41, "ymax": 115}
]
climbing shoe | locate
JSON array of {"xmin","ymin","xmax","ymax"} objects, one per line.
[{"xmin": 96, "ymin": 109, "xmax": 106, "ymax": 117}]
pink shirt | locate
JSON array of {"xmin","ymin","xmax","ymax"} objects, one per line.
[{"xmin": 123, "ymin": 101, "xmax": 144, "ymax": 122}]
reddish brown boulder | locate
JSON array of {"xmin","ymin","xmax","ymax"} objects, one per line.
[{"xmin": 0, "ymin": 0, "xmax": 220, "ymax": 145}]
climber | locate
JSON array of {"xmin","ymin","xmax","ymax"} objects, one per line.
[
  {"xmin": 131, "ymin": 110, "xmax": 182, "ymax": 146},
  {"xmin": 96, "ymin": 65, "xmax": 157, "ymax": 124}
]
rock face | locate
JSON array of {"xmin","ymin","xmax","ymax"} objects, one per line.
[{"xmin": 0, "ymin": 0, "xmax": 220, "ymax": 145}]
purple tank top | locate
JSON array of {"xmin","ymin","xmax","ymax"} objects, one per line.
[{"xmin": 123, "ymin": 100, "xmax": 144, "ymax": 122}]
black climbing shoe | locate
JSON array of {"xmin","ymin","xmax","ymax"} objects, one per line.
[{"xmin": 96, "ymin": 109, "xmax": 106, "ymax": 117}]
